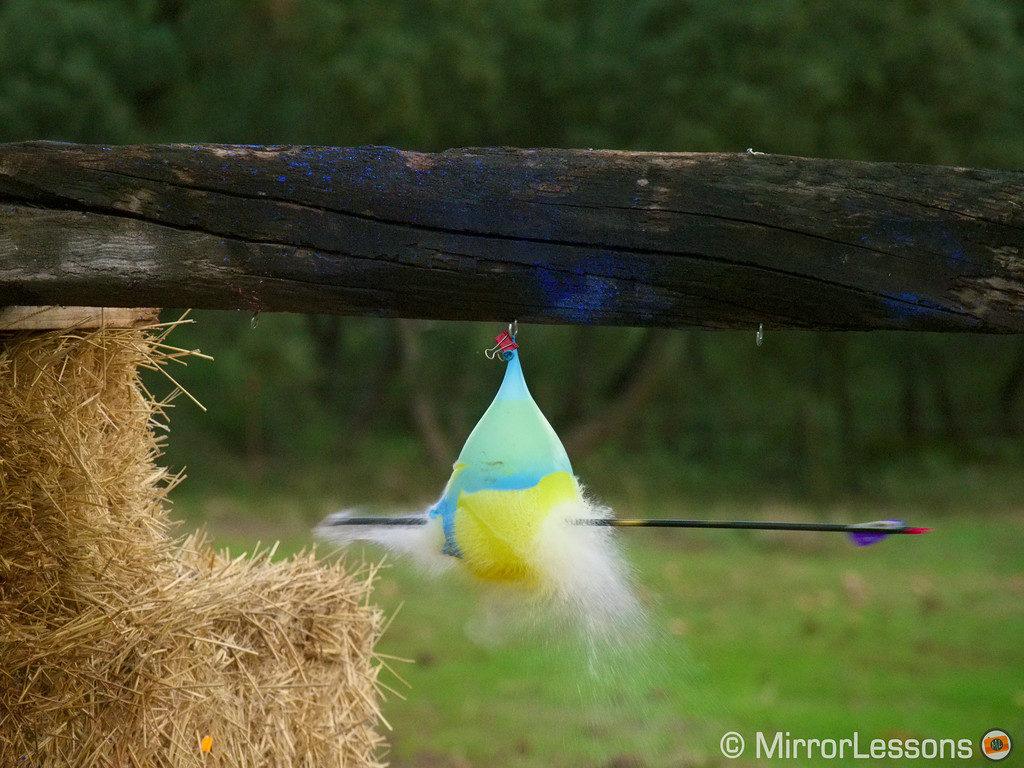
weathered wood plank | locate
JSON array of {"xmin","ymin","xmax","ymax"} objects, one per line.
[{"xmin": 1, "ymin": 141, "xmax": 1022, "ymax": 331}]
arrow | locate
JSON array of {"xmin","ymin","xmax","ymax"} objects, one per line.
[{"xmin": 321, "ymin": 516, "xmax": 931, "ymax": 546}]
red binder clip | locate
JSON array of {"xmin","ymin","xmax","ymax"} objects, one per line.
[{"xmin": 485, "ymin": 322, "xmax": 519, "ymax": 360}]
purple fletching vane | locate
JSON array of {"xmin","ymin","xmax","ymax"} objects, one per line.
[{"xmin": 848, "ymin": 519, "xmax": 903, "ymax": 546}]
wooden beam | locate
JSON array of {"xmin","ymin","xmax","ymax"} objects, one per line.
[{"xmin": 0, "ymin": 141, "xmax": 1022, "ymax": 331}]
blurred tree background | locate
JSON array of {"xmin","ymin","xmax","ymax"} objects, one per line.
[{"xmin": 3, "ymin": 0, "xmax": 1024, "ymax": 517}]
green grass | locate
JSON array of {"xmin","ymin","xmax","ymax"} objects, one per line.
[{"xmin": 178, "ymin": 501, "xmax": 1024, "ymax": 768}]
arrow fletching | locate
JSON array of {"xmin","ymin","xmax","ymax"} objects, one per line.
[{"xmin": 847, "ymin": 519, "xmax": 932, "ymax": 546}]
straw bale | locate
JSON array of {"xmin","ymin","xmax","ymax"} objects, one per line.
[{"xmin": 0, "ymin": 325, "xmax": 385, "ymax": 768}]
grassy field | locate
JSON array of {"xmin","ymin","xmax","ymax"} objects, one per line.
[{"xmin": 176, "ymin": 496, "xmax": 1023, "ymax": 768}]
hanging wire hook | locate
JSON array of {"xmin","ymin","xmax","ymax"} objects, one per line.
[{"xmin": 484, "ymin": 320, "xmax": 520, "ymax": 360}]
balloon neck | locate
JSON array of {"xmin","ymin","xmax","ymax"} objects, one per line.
[{"xmin": 495, "ymin": 350, "xmax": 531, "ymax": 400}]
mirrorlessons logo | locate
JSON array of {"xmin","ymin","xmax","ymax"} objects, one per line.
[
  {"xmin": 720, "ymin": 728, "xmax": 1014, "ymax": 760},
  {"xmin": 755, "ymin": 732, "xmax": 974, "ymax": 760},
  {"xmin": 980, "ymin": 729, "xmax": 1012, "ymax": 761}
]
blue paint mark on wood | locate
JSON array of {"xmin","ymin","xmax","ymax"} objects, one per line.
[
  {"xmin": 537, "ymin": 267, "xmax": 620, "ymax": 323},
  {"xmin": 884, "ymin": 292, "xmax": 946, "ymax": 321}
]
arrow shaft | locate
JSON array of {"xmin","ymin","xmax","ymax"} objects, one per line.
[
  {"xmin": 327, "ymin": 517, "xmax": 928, "ymax": 534},
  {"xmin": 593, "ymin": 519, "xmax": 908, "ymax": 533}
]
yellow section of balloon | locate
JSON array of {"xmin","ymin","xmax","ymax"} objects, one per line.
[{"xmin": 453, "ymin": 471, "xmax": 579, "ymax": 585}]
